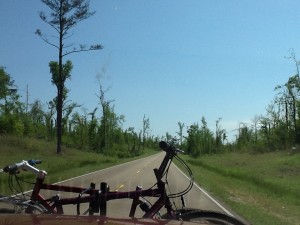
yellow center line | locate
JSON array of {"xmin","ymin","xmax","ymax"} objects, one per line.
[
  {"xmin": 115, "ymin": 184, "xmax": 124, "ymax": 191},
  {"xmin": 114, "ymin": 159, "xmax": 156, "ymax": 191}
]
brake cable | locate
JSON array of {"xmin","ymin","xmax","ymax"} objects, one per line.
[{"xmin": 167, "ymin": 154, "xmax": 194, "ymax": 198}]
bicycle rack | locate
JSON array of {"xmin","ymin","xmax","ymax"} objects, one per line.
[{"xmin": 99, "ymin": 182, "xmax": 109, "ymax": 216}]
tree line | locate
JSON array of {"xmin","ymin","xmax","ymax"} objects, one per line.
[
  {"xmin": 2, "ymin": 62, "xmax": 300, "ymax": 157},
  {"xmin": 0, "ymin": 66, "xmax": 157, "ymax": 157},
  {"xmin": 2, "ymin": 0, "xmax": 300, "ymax": 156}
]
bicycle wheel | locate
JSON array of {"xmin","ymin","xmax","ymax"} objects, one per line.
[
  {"xmin": 0, "ymin": 207, "xmax": 15, "ymax": 214},
  {"xmin": 0, "ymin": 195, "xmax": 46, "ymax": 214},
  {"xmin": 0, "ymin": 195, "xmax": 20, "ymax": 214},
  {"xmin": 179, "ymin": 209, "xmax": 246, "ymax": 225},
  {"xmin": 23, "ymin": 200, "xmax": 48, "ymax": 214}
]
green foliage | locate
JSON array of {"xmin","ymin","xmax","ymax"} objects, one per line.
[
  {"xmin": 49, "ymin": 60, "xmax": 73, "ymax": 86},
  {"xmin": 0, "ymin": 67, "xmax": 22, "ymax": 116},
  {"xmin": 0, "ymin": 67, "xmax": 11, "ymax": 100},
  {"xmin": 185, "ymin": 117, "xmax": 215, "ymax": 156},
  {"xmin": 0, "ymin": 67, "xmax": 25, "ymax": 136},
  {"xmin": 0, "ymin": 115, "xmax": 22, "ymax": 134},
  {"xmin": 1, "ymin": 66, "xmax": 155, "ymax": 156},
  {"xmin": 4, "ymin": 51, "xmax": 300, "ymax": 155}
]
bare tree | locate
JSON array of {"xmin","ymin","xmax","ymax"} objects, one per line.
[
  {"xmin": 142, "ymin": 115, "xmax": 150, "ymax": 149},
  {"xmin": 36, "ymin": 0, "xmax": 102, "ymax": 153},
  {"xmin": 176, "ymin": 122, "xmax": 185, "ymax": 146},
  {"xmin": 96, "ymin": 77, "xmax": 114, "ymax": 154},
  {"xmin": 252, "ymin": 115, "xmax": 261, "ymax": 142}
]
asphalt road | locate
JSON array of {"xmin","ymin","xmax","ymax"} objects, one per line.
[{"xmin": 36, "ymin": 152, "xmax": 235, "ymax": 218}]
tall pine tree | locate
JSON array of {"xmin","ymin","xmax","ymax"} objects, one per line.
[{"xmin": 36, "ymin": 0, "xmax": 102, "ymax": 153}]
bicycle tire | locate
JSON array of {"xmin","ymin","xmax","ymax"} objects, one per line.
[
  {"xmin": 23, "ymin": 201, "xmax": 48, "ymax": 214},
  {"xmin": 0, "ymin": 200, "xmax": 17, "ymax": 214},
  {"xmin": 178, "ymin": 208, "xmax": 246, "ymax": 225},
  {"xmin": 0, "ymin": 195, "xmax": 18, "ymax": 214},
  {"xmin": 0, "ymin": 195, "xmax": 46, "ymax": 214},
  {"xmin": 0, "ymin": 208, "xmax": 16, "ymax": 214}
]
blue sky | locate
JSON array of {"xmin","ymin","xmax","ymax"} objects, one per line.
[{"xmin": 1, "ymin": 1, "xmax": 300, "ymax": 141}]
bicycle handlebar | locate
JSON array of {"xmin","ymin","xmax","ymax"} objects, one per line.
[
  {"xmin": 159, "ymin": 141, "xmax": 184, "ymax": 154},
  {"xmin": 1, "ymin": 160, "xmax": 47, "ymax": 179},
  {"xmin": 154, "ymin": 141, "xmax": 184, "ymax": 181}
]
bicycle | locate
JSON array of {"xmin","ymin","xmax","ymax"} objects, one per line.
[{"xmin": 0, "ymin": 141, "xmax": 247, "ymax": 225}]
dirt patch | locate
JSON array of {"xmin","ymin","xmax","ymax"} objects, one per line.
[{"xmin": 278, "ymin": 166, "xmax": 300, "ymax": 176}]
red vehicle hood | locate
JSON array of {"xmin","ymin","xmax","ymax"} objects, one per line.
[{"xmin": 0, "ymin": 214, "xmax": 197, "ymax": 225}]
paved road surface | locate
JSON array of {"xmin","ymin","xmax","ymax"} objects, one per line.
[{"xmin": 36, "ymin": 152, "xmax": 234, "ymax": 218}]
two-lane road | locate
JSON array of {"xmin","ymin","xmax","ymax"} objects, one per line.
[{"xmin": 38, "ymin": 152, "xmax": 234, "ymax": 218}]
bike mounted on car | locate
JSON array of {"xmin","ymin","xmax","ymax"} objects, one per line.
[{"xmin": 0, "ymin": 140, "xmax": 246, "ymax": 225}]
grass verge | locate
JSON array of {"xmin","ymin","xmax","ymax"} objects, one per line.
[{"xmin": 176, "ymin": 151, "xmax": 300, "ymax": 225}]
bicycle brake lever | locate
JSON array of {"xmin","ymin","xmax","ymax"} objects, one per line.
[
  {"xmin": 3, "ymin": 165, "xmax": 18, "ymax": 174},
  {"xmin": 175, "ymin": 149, "xmax": 184, "ymax": 154}
]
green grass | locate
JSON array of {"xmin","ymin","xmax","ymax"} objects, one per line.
[
  {"xmin": 0, "ymin": 135, "xmax": 157, "ymax": 195},
  {"xmin": 176, "ymin": 151, "xmax": 300, "ymax": 225},
  {"xmin": 2, "ymin": 135, "xmax": 299, "ymax": 224}
]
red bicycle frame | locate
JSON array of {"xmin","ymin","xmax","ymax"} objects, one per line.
[{"xmin": 25, "ymin": 147, "xmax": 176, "ymax": 218}]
